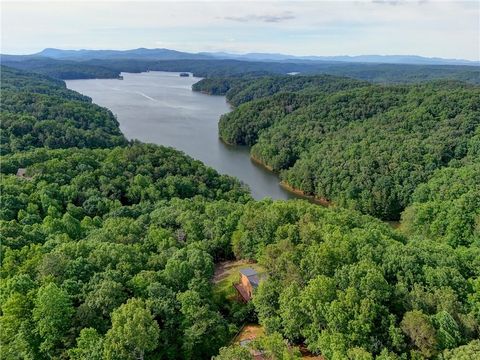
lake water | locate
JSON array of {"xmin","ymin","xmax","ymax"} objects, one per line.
[{"xmin": 66, "ymin": 71, "xmax": 296, "ymax": 200}]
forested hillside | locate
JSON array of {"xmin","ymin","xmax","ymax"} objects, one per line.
[
  {"xmin": 0, "ymin": 66, "xmax": 127, "ymax": 154},
  {"xmin": 0, "ymin": 145, "xmax": 250, "ymax": 359},
  {"xmin": 3, "ymin": 147, "xmax": 478, "ymax": 359},
  {"xmin": 1, "ymin": 66, "xmax": 479, "ymax": 360},
  {"xmin": 0, "ymin": 57, "xmax": 121, "ymax": 79},
  {"xmin": 193, "ymin": 74, "xmax": 368, "ymax": 107},
  {"xmin": 218, "ymin": 200, "xmax": 480, "ymax": 360},
  {"xmin": 401, "ymin": 159, "xmax": 480, "ymax": 247},
  {"xmin": 214, "ymin": 76, "xmax": 480, "ymax": 220},
  {"xmin": 3, "ymin": 55, "xmax": 480, "ymax": 84}
]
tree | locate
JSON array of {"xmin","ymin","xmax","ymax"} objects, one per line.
[
  {"xmin": 400, "ymin": 310, "xmax": 437, "ymax": 358},
  {"xmin": 0, "ymin": 293, "xmax": 38, "ymax": 360},
  {"xmin": 347, "ymin": 347, "xmax": 373, "ymax": 360},
  {"xmin": 253, "ymin": 280, "xmax": 282, "ymax": 334},
  {"xmin": 177, "ymin": 290, "xmax": 230, "ymax": 359},
  {"xmin": 215, "ymin": 333, "xmax": 302, "ymax": 360},
  {"xmin": 441, "ymin": 340, "xmax": 480, "ymax": 360},
  {"xmin": 32, "ymin": 282, "xmax": 74, "ymax": 356},
  {"xmin": 82, "ymin": 279, "xmax": 127, "ymax": 332},
  {"xmin": 214, "ymin": 345, "xmax": 253, "ymax": 360},
  {"xmin": 279, "ymin": 283, "xmax": 306, "ymax": 341},
  {"xmin": 433, "ymin": 311, "xmax": 461, "ymax": 350},
  {"xmin": 103, "ymin": 298, "xmax": 160, "ymax": 360},
  {"xmin": 254, "ymin": 333, "xmax": 302, "ymax": 360},
  {"xmin": 69, "ymin": 328, "xmax": 104, "ymax": 360}
]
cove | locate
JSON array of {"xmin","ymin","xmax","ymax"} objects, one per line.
[{"xmin": 66, "ymin": 71, "xmax": 297, "ymax": 200}]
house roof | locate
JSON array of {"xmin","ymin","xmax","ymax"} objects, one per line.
[
  {"xmin": 249, "ymin": 275, "xmax": 260, "ymax": 287},
  {"xmin": 234, "ymin": 283, "xmax": 252, "ymax": 302},
  {"xmin": 240, "ymin": 267, "xmax": 257, "ymax": 277},
  {"xmin": 240, "ymin": 268, "xmax": 260, "ymax": 288}
]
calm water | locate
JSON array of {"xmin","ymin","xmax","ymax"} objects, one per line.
[{"xmin": 66, "ymin": 71, "xmax": 296, "ymax": 200}]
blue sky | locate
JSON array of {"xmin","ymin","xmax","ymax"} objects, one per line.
[{"xmin": 2, "ymin": 1, "xmax": 479, "ymax": 60}]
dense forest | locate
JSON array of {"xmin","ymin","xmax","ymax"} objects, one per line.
[
  {"xmin": 401, "ymin": 160, "xmax": 480, "ymax": 248},
  {"xmin": 0, "ymin": 66, "xmax": 127, "ymax": 155},
  {"xmin": 0, "ymin": 145, "xmax": 250, "ymax": 359},
  {"xmin": 203, "ymin": 75, "xmax": 480, "ymax": 220},
  {"xmin": 0, "ymin": 57, "xmax": 121, "ymax": 79},
  {"xmin": 192, "ymin": 74, "xmax": 369, "ymax": 107},
  {"xmin": 2, "ymin": 55, "xmax": 480, "ymax": 84},
  {"xmin": 1, "ymin": 66, "xmax": 479, "ymax": 360}
]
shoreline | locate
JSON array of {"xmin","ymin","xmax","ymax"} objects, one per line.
[
  {"xmin": 218, "ymin": 136, "xmax": 236, "ymax": 147},
  {"xmin": 279, "ymin": 180, "xmax": 331, "ymax": 207},
  {"xmin": 250, "ymin": 153, "xmax": 332, "ymax": 207},
  {"xmin": 68, "ymin": 72, "xmax": 400, "ymax": 228},
  {"xmin": 250, "ymin": 153, "xmax": 275, "ymax": 172},
  {"xmin": 248, "ymin": 147, "xmax": 401, "ymax": 227}
]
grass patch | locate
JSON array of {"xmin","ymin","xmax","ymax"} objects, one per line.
[
  {"xmin": 232, "ymin": 324, "xmax": 265, "ymax": 344},
  {"xmin": 213, "ymin": 260, "xmax": 264, "ymax": 301}
]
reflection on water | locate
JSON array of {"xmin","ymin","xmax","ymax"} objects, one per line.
[{"xmin": 66, "ymin": 71, "xmax": 297, "ymax": 200}]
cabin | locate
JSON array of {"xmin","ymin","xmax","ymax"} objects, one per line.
[
  {"xmin": 233, "ymin": 267, "xmax": 260, "ymax": 302},
  {"xmin": 16, "ymin": 168, "xmax": 32, "ymax": 180}
]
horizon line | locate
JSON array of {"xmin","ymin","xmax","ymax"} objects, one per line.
[{"xmin": 2, "ymin": 46, "xmax": 479, "ymax": 63}]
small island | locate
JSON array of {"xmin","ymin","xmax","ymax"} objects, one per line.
[{"xmin": 179, "ymin": 72, "xmax": 190, "ymax": 77}]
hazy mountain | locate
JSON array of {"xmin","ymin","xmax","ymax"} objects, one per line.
[
  {"xmin": 33, "ymin": 48, "xmax": 212, "ymax": 60},
  {"xmin": 6, "ymin": 48, "xmax": 478, "ymax": 66},
  {"xmin": 203, "ymin": 52, "xmax": 479, "ymax": 66}
]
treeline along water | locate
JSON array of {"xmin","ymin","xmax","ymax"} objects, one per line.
[{"xmin": 66, "ymin": 71, "xmax": 297, "ymax": 200}]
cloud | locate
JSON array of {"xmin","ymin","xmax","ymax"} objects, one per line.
[
  {"xmin": 371, "ymin": 0, "xmax": 428, "ymax": 5},
  {"xmin": 1, "ymin": 1, "xmax": 477, "ymax": 60},
  {"xmin": 224, "ymin": 12, "xmax": 295, "ymax": 23},
  {"xmin": 371, "ymin": 0, "xmax": 403, "ymax": 5}
]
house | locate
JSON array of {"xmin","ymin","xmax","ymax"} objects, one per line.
[
  {"xmin": 233, "ymin": 267, "xmax": 260, "ymax": 302},
  {"xmin": 16, "ymin": 168, "xmax": 32, "ymax": 180}
]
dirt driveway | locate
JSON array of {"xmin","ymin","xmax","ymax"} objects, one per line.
[{"xmin": 213, "ymin": 260, "xmax": 250, "ymax": 284}]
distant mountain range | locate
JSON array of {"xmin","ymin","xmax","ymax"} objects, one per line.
[
  {"xmin": 202, "ymin": 52, "xmax": 479, "ymax": 66},
  {"xmin": 4, "ymin": 47, "xmax": 479, "ymax": 66},
  {"xmin": 34, "ymin": 47, "xmax": 210, "ymax": 60}
]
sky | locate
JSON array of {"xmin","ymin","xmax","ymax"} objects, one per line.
[{"xmin": 1, "ymin": 0, "xmax": 479, "ymax": 60}]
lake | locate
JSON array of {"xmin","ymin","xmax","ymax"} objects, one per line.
[{"xmin": 66, "ymin": 71, "xmax": 297, "ymax": 200}]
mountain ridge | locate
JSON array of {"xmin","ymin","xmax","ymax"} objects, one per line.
[{"xmin": 7, "ymin": 47, "xmax": 478, "ymax": 66}]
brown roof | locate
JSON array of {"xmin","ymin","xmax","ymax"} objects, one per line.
[{"xmin": 233, "ymin": 283, "xmax": 251, "ymax": 302}]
